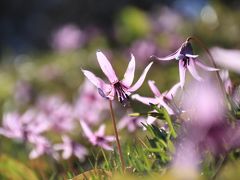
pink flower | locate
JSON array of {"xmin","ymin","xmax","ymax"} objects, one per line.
[
  {"xmin": 80, "ymin": 121, "xmax": 115, "ymax": 151},
  {"xmin": 0, "ymin": 110, "xmax": 50, "ymax": 141},
  {"xmin": 82, "ymin": 51, "xmax": 153, "ymax": 106},
  {"xmin": 210, "ymin": 47, "xmax": 240, "ymax": 74},
  {"xmin": 28, "ymin": 135, "xmax": 58, "ymax": 160},
  {"xmin": 152, "ymin": 40, "xmax": 218, "ymax": 87},
  {"xmin": 51, "ymin": 24, "xmax": 86, "ymax": 52},
  {"xmin": 132, "ymin": 80, "xmax": 181, "ymax": 115},
  {"xmin": 37, "ymin": 96, "xmax": 75, "ymax": 132},
  {"xmin": 74, "ymin": 79, "xmax": 108, "ymax": 125},
  {"xmin": 117, "ymin": 114, "xmax": 146, "ymax": 132},
  {"xmin": 54, "ymin": 135, "xmax": 88, "ymax": 161}
]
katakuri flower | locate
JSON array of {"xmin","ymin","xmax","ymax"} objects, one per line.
[
  {"xmin": 54, "ymin": 135, "xmax": 88, "ymax": 161},
  {"xmin": 117, "ymin": 114, "xmax": 146, "ymax": 132},
  {"xmin": 151, "ymin": 40, "xmax": 218, "ymax": 87},
  {"xmin": 132, "ymin": 80, "xmax": 181, "ymax": 115},
  {"xmin": 80, "ymin": 120, "xmax": 115, "ymax": 151},
  {"xmin": 82, "ymin": 51, "xmax": 153, "ymax": 106}
]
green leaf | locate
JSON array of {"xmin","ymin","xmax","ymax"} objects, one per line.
[{"xmin": 0, "ymin": 154, "xmax": 38, "ymax": 180}]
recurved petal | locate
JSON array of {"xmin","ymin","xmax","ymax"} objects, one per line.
[
  {"xmin": 148, "ymin": 80, "xmax": 162, "ymax": 97},
  {"xmin": 132, "ymin": 94, "xmax": 159, "ymax": 105},
  {"xmin": 150, "ymin": 48, "xmax": 180, "ymax": 61},
  {"xmin": 82, "ymin": 69, "xmax": 106, "ymax": 88},
  {"xmin": 80, "ymin": 120, "xmax": 94, "ymax": 139},
  {"xmin": 82, "ymin": 70, "xmax": 112, "ymax": 99},
  {"xmin": 179, "ymin": 60, "xmax": 187, "ymax": 88},
  {"xmin": 188, "ymin": 60, "xmax": 203, "ymax": 81},
  {"xmin": 128, "ymin": 62, "xmax": 153, "ymax": 92},
  {"xmin": 105, "ymin": 136, "xmax": 116, "ymax": 142},
  {"xmin": 121, "ymin": 54, "xmax": 135, "ymax": 87},
  {"xmin": 96, "ymin": 51, "xmax": 118, "ymax": 83},
  {"xmin": 96, "ymin": 124, "xmax": 106, "ymax": 137},
  {"xmin": 195, "ymin": 60, "xmax": 219, "ymax": 71},
  {"xmin": 101, "ymin": 143, "xmax": 113, "ymax": 151},
  {"xmin": 165, "ymin": 82, "xmax": 181, "ymax": 100}
]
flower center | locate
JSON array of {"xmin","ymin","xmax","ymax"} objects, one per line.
[
  {"xmin": 96, "ymin": 136, "xmax": 105, "ymax": 143},
  {"xmin": 182, "ymin": 57, "xmax": 190, "ymax": 67},
  {"xmin": 114, "ymin": 82, "xmax": 129, "ymax": 106}
]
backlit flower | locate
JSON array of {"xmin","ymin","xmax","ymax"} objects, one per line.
[
  {"xmin": 152, "ymin": 40, "xmax": 218, "ymax": 87},
  {"xmin": 82, "ymin": 51, "xmax": 153, "ymax": 106},
  {"xmin": 54, "ymin": 135, "xmax": 88, "ymax": 161},
  {"xmin": 80, "ymin": 121, "xmax": 115, "ymax": 151},
  {"xmin": 132, "ymin": 80, "xmax": 181, "ymax": 115}
]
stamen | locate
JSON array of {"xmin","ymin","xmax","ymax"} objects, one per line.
[{"xmin": 114, "ymin": 82, "xmax": 130, "ymax": 106}]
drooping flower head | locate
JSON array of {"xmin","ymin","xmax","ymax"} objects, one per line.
[
  {"xmin": 152, "ymin": 40, "xmax": 218, "ymax": 87},
  {"xmin": 82, "ymin": 51, "xmax": 153, "ymax": 106},
  {"xmin": 80, "ymin": 120, "xmax": 115, "ymax": 151}
]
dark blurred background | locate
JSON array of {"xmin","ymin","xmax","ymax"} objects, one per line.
[{"xmin": 1, "ymin": 0, "xmax": 239, "ymax": 55}]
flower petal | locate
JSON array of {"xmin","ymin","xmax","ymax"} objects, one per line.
[
  {"xmin": 185, "ymin": 54, "xmax": 199, "ymax": 58},
  {"xmin": 165, "ymin": 82, "xmax": 181, "ymax": 100},
  {"xmin": 160, "ymin": 100, "xmax": 174, "ymax": 115},
  {"xmin": 146, "ymin": 116, "xmax": 156, "ymax": 125},
  {"xmin": 195, "ymin": 60, "xmax": 219, "ymax": 71},
  {"xmin": 105, "ymin": 136, "xmax": 116, "ymax": 142},
  {"xmin": 80, "ymin": 120, "xmax": 94, "ymax": 139},
  {"xmin": 188, "ymin": 60, "xmax": 203, "ymax": 81},
  {"xmin": 82, "ymin": 70, "xmax": 112, "ymax": 98},
  {"xmin": 132, "ymin": 94, "xmax": 159, "ymax": 105},
  {"xmin": 96, "ymin": 124, "xmax": 106, "ymax": 137},
  {"xmin": 128, "ymin": 62, "xmax": 153, "ymax": 92},
  {"xmin": 96, "ymin": 51, "xmax": 118, "ymax": 83},
  {"xmin": 151, "ymin": 48, "xmax": 180, "ymax": 61},
  {"xmin": 101, "ymin": 143, "xmax": 113, "ymax": 151},
  {"xmin": 82, "ymin": 69, "xmax": 106, "ymax": 88},
  {"xmin": 148, "ymin": 80, "xmax": 162, "ymax": 97},
  {"xmin": 121, "ymin": 54, "xmax": 135, "ymax": 87},
  {"xmin": 179, "ymin": 60, "xmax": 187, "ymax": 88}
]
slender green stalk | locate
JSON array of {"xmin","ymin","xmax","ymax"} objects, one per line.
[
  {"xmin": 163, "ymin": 108, "xmax": 177, "ymax": 138},
  {"xmin": 109, "ymin": 100, "xmax": 125, "ymax": 172}
]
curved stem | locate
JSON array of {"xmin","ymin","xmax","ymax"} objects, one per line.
[{"xmin": 109, "ymin": 100, "xmax": 125, "ymax": 172}]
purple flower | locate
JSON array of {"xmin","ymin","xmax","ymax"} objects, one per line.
[
  {"xmin": 37, "ymin": 96, "xmax": 75, "ymax": 132},
  {"xmin": 28, "ymin": 135, "xmax": 58, "ymax": 159},
  {"xmin": 152, "ymin": 40, "xmax": 218, "ymax": 87},
  {"xmin": 74, "ymin": 79, "xmax": 108, "ymax": 125},
  {"xmin": 54, "ymin": 135, "xmax": 88, "ymax": 161},
  {"xmin": 210, "ymin": 47, "xmax": 240, "ymax": 74},
  {"xmin": 51, "ymin": 24, "xmax": 86, "ymax": 52},
  {"xmin": 132, "ymin": 80, "xmax": 181, "ymax": 115},
  {"xmin": 0, "ymin": 110, "xmax": 50, "ymax": 142},
  {"xmin": 80, "ymin": 121, "xmax": 115, "ymax": 151},
  {"xmin": 82, "ymin": 51, "xmax": 153, "ymax": 106},
  {"xmin": 117, "ymin": 114, "xmax": 146, "ymax": 132},
  {"xmin": 0, "ymin": 112, "xmax": 22, "ymax": 140}
]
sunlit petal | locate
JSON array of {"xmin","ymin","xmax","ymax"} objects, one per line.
[
  {"xmin": 96, "ymin": 51, "xmax": 118, "ymax": 83},
  {"xmin": 128, "ymin": 62, "xmax": 153, "ymax": 92},
  {"xmin": 121, "ymin": 54, "xmax": 136, "ymax": 87}
]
